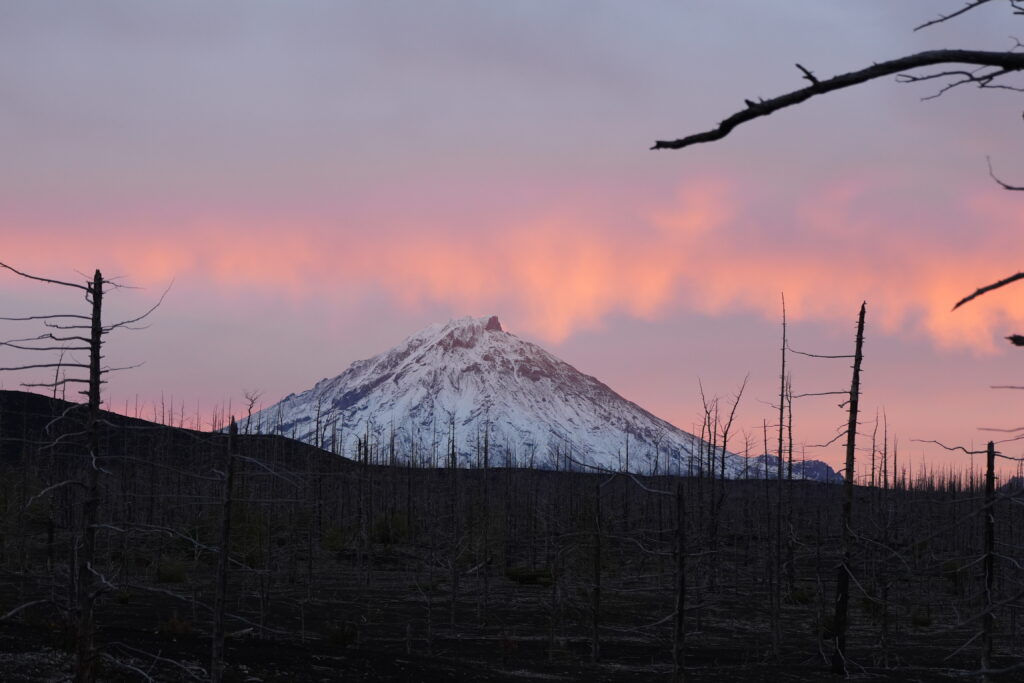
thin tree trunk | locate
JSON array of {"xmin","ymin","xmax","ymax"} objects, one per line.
[
  {"xmin": 672, "ymin": 481, "xmax": 687, "ymax": 681},
  {"xmin": 74, "ymin": 270, "xmax": 103, "ymax": 683},
  {"xmin": 831, "ymin": 301, "xmax": 866, "ymax": 675},
  {"xmin": 982, "ymin": 440, "xmax": 995, "ymax": 679},
  {"xmin": 211, "ymin": 419, "xmax": 237, "ymax": 683},
  {"xmin": 591, "ymin": 482, "xmax": 601, "ymax": 663},
  {"xmin": 774, "ymin": 299, "xmax": 786, "ymax": 656}
]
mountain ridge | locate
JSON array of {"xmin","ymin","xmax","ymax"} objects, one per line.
[{"xmin": 250, "ymin": 315, "xmax": 840, "ymax": 481}]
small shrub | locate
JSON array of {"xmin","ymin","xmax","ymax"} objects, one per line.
[{"xmin": 911, "ymin": 607, "xmax": 932, "ymax": 628}]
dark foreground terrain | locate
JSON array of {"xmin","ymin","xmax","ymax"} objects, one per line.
[{"xmin": 1, "ymin": 390, "xmax": 1021, "ymax": 681}]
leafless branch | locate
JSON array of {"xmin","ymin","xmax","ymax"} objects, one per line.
[
  {"xmin": 98, "ymin": 654, "xmax": 156, "ymax": 683},
  {"xmin": 795, "ymin": 62, "xmax": 819, "ymax": 84},
  {"xmin": 2, "ymin": 343, "xmax": 89, "ymax": 352},
  {"xmin": 24, "ymin": 478, "xmax": 86, "ymax": 508},
  {"xmin": 987, "ymin": 156, "xmax": 1024, "ymax": 190},
  {"xmin": 911, "ymin": 439, "xmax": 989, "ymax": 454},
  {"xmin": 20, "ymin": 378, "xmax": 92, "ymax": 389},
  {"xmin": 0, "ymin": 313, "xmax": 90, "ymax": 321},
  {"xmin": 103, "ymin": 280, "xmax": 172, "ymax": 333},
  {"xmin": 806, "ymin": 429, "xmax": 848, "ymax": 449},
  {"xmin": 952, "ymin": 271, "xmax": 1024, "ymax": 310},
  {"xmin": 101, "ymin": 362, "xmax": 146, "ymax": 373},
  {"xmin": 914, "ymin": 0, "xmax": 997, "ymax": 31},
  {"xmin": 0, "ymin": 261, "xmax": 88, "ymax": 290},
  {"xmin": 0, "ymin": 362, "xmax": 89, "ymax": 372},
  {"xmin": 0, "ymin": 599, "xmax": 51, "ymax": 621},
  {"xmin": 106, "ymin": 643, "xmax": 206, "ymax": 681},
  {"xmin": 652, "ymin": 50, "xmax": 1024, "ymax": 150},
  {"xmin": 40, "ymin": 331, "xmax": 92, "ymax": 343},
  {"xmin": 897, "ymin": 65, "xmax": 1019, "ymax": 100},
  {"xmin": 786, "ymin": 343, "xmax": 854, "ymax": 359}
]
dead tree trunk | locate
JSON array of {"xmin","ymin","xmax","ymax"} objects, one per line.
[
  {"xmin": 481, "ymin": 426, "xmax": 490, "ymax": 624},
  {"xmin": 211, "ymin": 418, "xmax": 237, "ymax": 683},
  {"xmin": 75, "ymin": 270, "xmax": 103, "ymax": 683},
  {"xmin": 773, "ymin": 299, "xmax": 786, "ymax": 657},
  {"xmin": 831, "ymin": 301, "xmax": 866, "ymax": 676},
  {"xmin": 449, "ymin": 421, "xmax": 459, "ymax": 628},
  {"xmin": 982, "ymin": 440, "xmax": 995, "ymax": 679},
  {"xmin": 672, "ymin": 480, "xmax": 687, "ymax": 682},
  {"xmin": 591, "ymin": 482, "xmax": 601, "ymax": 663},
  {"xmin": 0, "ymin": 264, "xmax": 163, "ymax": 682}
]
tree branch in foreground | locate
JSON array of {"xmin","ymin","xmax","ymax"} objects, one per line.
[
  {"xmin": 952, "ymin": 272, "xmax": 1024, "ymax": 310},
  {"xmin": 0, "ymin": 261, "xmax": 88, "ymax": 291},
  {"xmin": 651, "ymin": 50, "xmax": 1024, "ymax": 150}
]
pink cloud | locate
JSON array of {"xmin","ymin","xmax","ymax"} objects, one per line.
[{"xmin": 3, "ymin": 175, "xmax": 1022, "ymax": 352}]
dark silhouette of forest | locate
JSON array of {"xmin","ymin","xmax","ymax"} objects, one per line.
[{"xmin": 1, "ymin": 386, "xmax": 1022, "ymax": 681}]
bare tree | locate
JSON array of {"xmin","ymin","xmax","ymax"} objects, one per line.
[
  {"xmin": 832, "ymin": 302, "xmax": 866, "ymax": 675},
  {"xmin": 0, "ymin": 263, "xmax": 164, "ymax": 682},
  {"xmin": 242, "ymin": 390, "xmax": 262, "ymax": 435}
]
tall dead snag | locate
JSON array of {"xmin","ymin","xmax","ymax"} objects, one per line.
[
  {"xmin": 0, "ymin": 266, "xmax": 106, "ymax": 683},
  {"xmin": 777, "ymin": 295, "xmax": 787, "ymax": 483},
  {"xmin": 211, "ymin": 418, "xmax": 237, "ymax": 683},
  {"xmin": 672, "ymin": 480, "xmax": 686, "ymax": 682},
  {"xmin": 831, "ymin": 301, "xmax": 866, "ymax": 675},
  {"xmin": 449, "ymin": 419, "xmax": 460, "ymax": 627},
  {"xmin": 75, "ymin": 269, "xmax": 103, "ymax": 683},
  {"xmin": 480, "ymin": 424, "xmax": 491, "ymax": 624},
  {"xmin": 0, "ymin": 263, "xmax": 163, "ymax": 683},
  {"xmin": 774, "ymin": 295, "xmax": 787, "ymax": 657},
  {"xmin": 591, "ymin": 481, "xmax": 601, "ymax": 663},
  {"xmin": 982, "ymin": 440, "xmax": 995, "ymax": 678}
]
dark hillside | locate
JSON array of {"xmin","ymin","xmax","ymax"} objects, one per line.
[{"xmin": 0, "ymin": 389, "xmax": 352, "ymax": 470}]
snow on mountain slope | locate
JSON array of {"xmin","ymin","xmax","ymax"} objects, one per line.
[{"xmin": 248, "ymin": 316, "xmax": 839, "ymax": 481}]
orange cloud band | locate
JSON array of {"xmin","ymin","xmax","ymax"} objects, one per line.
[{"xmin": 2, "ymin": 177, "xmax": 1022, "ymax": 350}]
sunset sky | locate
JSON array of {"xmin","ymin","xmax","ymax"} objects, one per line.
[{"xmin": 3, "ymin": 1, "xmax": 1023, "ymax": 477}]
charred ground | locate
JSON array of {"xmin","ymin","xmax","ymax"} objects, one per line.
[{"xmin": 0, "ymin": 390, "xmax": 1019, "ymax": 681}]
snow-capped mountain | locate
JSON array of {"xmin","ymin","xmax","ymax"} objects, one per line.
[
  {"xmin": 248, "ymin": 315, "xmax": 840, "ymax": 481},
  {"xmin": 747, "ymin": 454, "xmax": 844, "ymax": 483}
]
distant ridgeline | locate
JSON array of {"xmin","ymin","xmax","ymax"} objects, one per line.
[{"xmin": 0, "ymin": 388, "xmax": 353, "ymax": 470}]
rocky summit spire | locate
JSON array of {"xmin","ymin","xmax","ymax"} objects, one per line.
[{"xmin": 485, "ymin": 315, "xmax": 502, "ymax": 332}]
